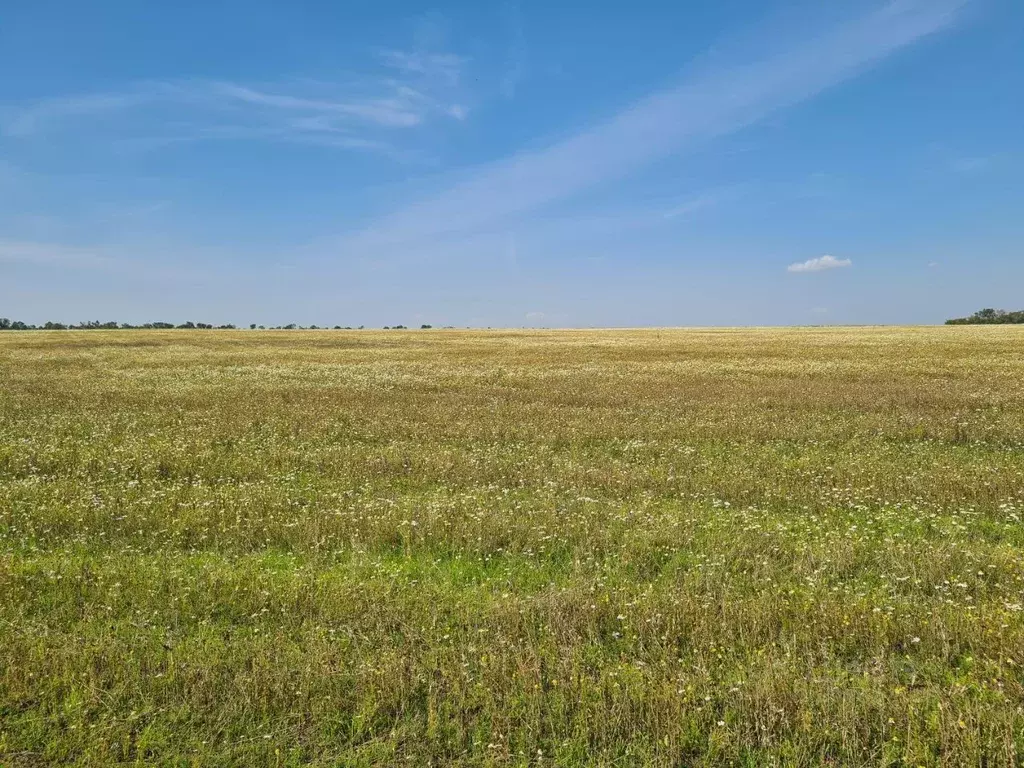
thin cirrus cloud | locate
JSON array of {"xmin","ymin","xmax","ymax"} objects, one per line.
[
  {"xmin": 0, "ymin": 239, "xmax": 116, "ymax": 270},
  {"xmin": 0, "ymin": 238, "xmax": 209, "ymax": 282},
  {"xmin": 787, "ymin": 255, "xmax": 853, "ymax": 273},
  {"xmin": 335, "ymin": 0, "xmax": 967, "ymax": 257},
  {"xmin": 208, "ymin": 80, "xmax": 466, "ymax": 130},
  {"xmin": 662, "ymin": 185, "xmax": 750, "ymax": 219},
  {"xmin": 1, "ymin": 92, "xmax": 152, "ymax": 138},
  {"xmin": 376, "ymin": 50, "xmax": 467, "ymax": 87},
  {"xmin": 500, "ymin": 1, "xmax": 528, "ymax": 99},
  {"xmin": 0, "ymin": 48, "xmax": 469, "ymax": 152}
]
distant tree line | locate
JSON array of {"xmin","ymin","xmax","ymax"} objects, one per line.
[
  {"xmin": 0, "ymin": 318, "xmax": 441, "ymax": 331},
  {"xmin": 946, "ymin": 308, "xmax": 1024, "ymax": 325},
  {"xmin": 0, "ymin": 319, "xmax": 238, "ymax": 331}
]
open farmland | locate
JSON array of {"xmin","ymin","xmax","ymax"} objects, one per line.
[{"xmin": 1, "ymin": 327, "xmax": 1024, "ymax": 766}]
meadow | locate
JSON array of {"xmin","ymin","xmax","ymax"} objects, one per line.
[{"xmin": 1, "ymin": 326, "xmax": 1023, "ymax": 767}]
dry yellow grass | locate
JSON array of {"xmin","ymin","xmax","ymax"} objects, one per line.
[{"xmin": 1, "ymin": 327, "xmax": 1023, "ymax": 766}]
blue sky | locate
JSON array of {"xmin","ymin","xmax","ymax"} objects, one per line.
[{"xmin": 1, "ymin": 0, "xmax": 1021, "ymax": 327}]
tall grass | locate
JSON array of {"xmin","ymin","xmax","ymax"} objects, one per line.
[{"xmin": 1, "ymin": 327, "xmax": 1023, "ymax": 766}]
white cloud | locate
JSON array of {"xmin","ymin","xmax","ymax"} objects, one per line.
[
  {"xmin": 950, "ymin": 155, "xmax": 992, "ymax": 173},
  {"xmin": 663, "ymin": 186, "xmax": 749, "ymax": 219},
  {"xmin": 377, "ymin": 50, "xmax": 466, "ymax": 87},
  {"xmin": 446, "ymin": 104, "xmax": 469, "ymax": 120},
  {"xmin": 0, "ymin": 238, "xmax": 232, "ymax": 283},
  {"xmin": 787, "ymin": 255, "xmax": 852, "ymax": 273},
  {"xmin": 500, "ymin": 1, "xmax": 528, "ymax": 99},
  {"xmin": 335, "ymin": 0, "xmax": 968, "ymax": 256},
  {"xmin": 211, "ymin": 83, "xmax": 429, "ymax": 129},
  {"xmin": 0, "ymin": 92, "xmax": 152, "ymax": 137},
  {"xmin": 0, "ymin": 240, "xmax": 118, "ymax": 270},
  {"xmin": 0, "ymin": 43, "xmax": 469, "ymax": 154}
]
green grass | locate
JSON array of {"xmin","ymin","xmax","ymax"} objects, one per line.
[{"xmin": 1, "ymin": 327, "xmax": 1023, "ymax": 766}]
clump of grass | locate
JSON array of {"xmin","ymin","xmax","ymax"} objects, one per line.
[{"xmin": 1, "ymin": 327, "xmax": 1023, "ymax": 766}]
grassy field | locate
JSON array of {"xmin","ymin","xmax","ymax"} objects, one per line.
[{"xmin": 1, "ymin": 327, "xmax": 1023, "ymax": 767}]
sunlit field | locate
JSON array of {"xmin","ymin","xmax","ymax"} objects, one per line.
[{"xmin": 2, "ymin": 327, "xmax": 1023, "ymax": 766}]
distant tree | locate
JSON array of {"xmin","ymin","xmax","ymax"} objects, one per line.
[
  {"xmin": 947, "ymin": 308, "xmax": 1024, "ymax": 325},
  {"xmin": 420, "ymin": 324, "xmax": 432, "ymax": 329},
  {"xmin": 0, "ymin": 317, "xmax": 357, "ymax": 330}
]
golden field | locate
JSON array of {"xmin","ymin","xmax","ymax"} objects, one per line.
[{"xmin": 1, "ymin": 327, "xmax": 1023, "ymax": 766}]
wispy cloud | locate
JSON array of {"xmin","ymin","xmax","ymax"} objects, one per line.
[
  {"xmin": 950, "ymin": 155, "xmax": 993, "ymax": 173},
  {"xmin": 0, "ymin": 44, "xmax": 469, "ymax": 155},
  {"xmin": 500, "ymin": 2, "xmax": 528, "ymax": 99},
  {"xmin": 377, "ymin": 50, "xmax": 466, "ymax": 87},
  {"xmin": 0, "ymin": 239, "xmax": 119, "ymax": 270},
  {"xmin": 663, "ymin": 186, "xmax": 749, "ymax": 219},
  {"xmin": 925, "ymin": 142, "xmax": 1018, "ymax": 175},
  {"xmin": 0, "ymin": 238, "xmax": 236, "ymax": 283},
  {"xmin": 336, "ymin": 0, "xmax": 967, "ymax": 256},
  {"xmin": 946, "ymin": 151, "xmax": 1019, "ymax": 174},
  {"xmin": 787, "ymin": 255, "xmax": 852, "ymax": 273},
  {"xmin": 0, "ymin": 92, "xmax": 153, "ymax": 138},
  {"xmin": 211, "ymin": 82, "xmax": 429, "ymax": 129}
]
